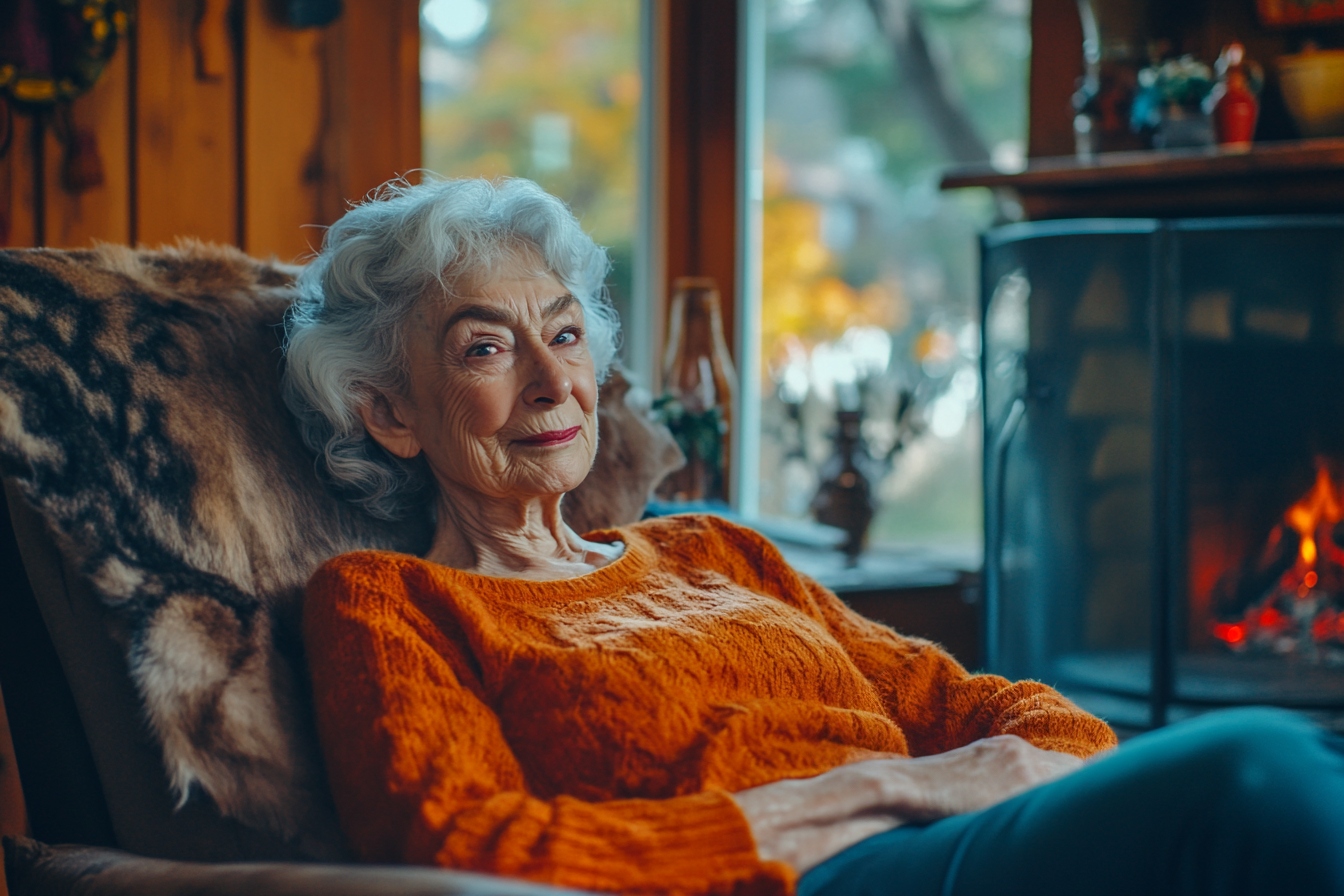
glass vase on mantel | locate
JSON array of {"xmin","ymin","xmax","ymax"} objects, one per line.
[{"xmin": 654, "ymin": 277, "xmax": 736, "ymax": 504}]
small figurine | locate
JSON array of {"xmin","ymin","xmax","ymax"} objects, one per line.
[
  {"xmin": 810, "ymin": 389, "xmax": 920, "ymax": 565},
  {"xmin": 811, "ymin": 409, "xmax": 877, "ymax": 566},
  {"xmin": 1131, "ymin": 54, "xmax": 1217, "ymax": 149}
]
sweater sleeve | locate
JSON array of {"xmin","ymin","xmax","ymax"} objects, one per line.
[
  {"xmin": 303, "ymin": 555, "xmax": 793, "ymax": 896},
  {"xmin": 686, "ymin": 517, "xmax": 1116, "ymax": 760},
  {"xmin": 797, "ymin": 573, "xmax": 1117, "ymax": 759}
]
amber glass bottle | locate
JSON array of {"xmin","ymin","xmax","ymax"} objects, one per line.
[{"xmin": 656, "ymin": 277, "xmax": 737, "ymax": 502}]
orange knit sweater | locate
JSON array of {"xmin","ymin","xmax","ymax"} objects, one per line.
[{"xmin": 304, "ymin": 515, "xmax": 1116, "ymax": 896}]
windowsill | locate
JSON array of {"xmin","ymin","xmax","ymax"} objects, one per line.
[
  {"xmin": 643, "ymin": 500, "xmax": 980, "ymax": 594},
  {"xmin": 774, "ymin": 538, "xmax": 980, "ymax": 594}
]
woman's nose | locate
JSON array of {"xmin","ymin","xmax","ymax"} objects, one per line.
[{"xmin": 521, "ymin": 343, "xmax": 573, "ymax": 407}]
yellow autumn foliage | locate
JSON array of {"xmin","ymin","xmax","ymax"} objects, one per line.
[
  {"xmin": 421, "ymin": 0, "xmax": 641, "ymax": 249},
  {"xmin": 760, "ymin": 190, "xmax": 909, "ymax": 376}
]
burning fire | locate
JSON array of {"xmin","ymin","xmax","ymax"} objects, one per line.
[
  {"xmin": 1212, "ymin": 460, "xmax": 1344, "ymax": 659},
  {"xmin": 1284, "ymin": 465, "xmax": 1342, "ymax": 573}
]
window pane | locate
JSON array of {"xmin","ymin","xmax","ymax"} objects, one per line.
[
  {"xmin": 420, "ymin": 0, "xmax": 642, "ymax": 333},
  {"xmin": 754, "ymin": 0, "xmax": 1029, "ymax": 557}
]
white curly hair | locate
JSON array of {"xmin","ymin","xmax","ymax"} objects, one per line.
[{"xmin": 282, "ymin": 175, "xmax": 620, "ymax": 519}]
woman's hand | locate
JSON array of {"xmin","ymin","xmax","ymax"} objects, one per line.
[
  {"xmin": 897, "ymin": 734, "xmax": 1085, "ymax": 820},
  {"xmin": 731, "ymin": 736, "xmax": 1085, "ymax": 874}
]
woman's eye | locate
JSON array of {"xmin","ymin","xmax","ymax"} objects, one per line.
[
  {"xmin": 466, "ymin": 343, "xmax": 500, "ymax": 358},
  {"xmin": 552, "ymin": 327, "xmax": 584, "ymax": 347}
]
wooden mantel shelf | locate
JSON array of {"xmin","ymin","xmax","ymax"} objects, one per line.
[{"xmin": 940, "ymin": 138, "xmax": 1344, "ymax": 220}]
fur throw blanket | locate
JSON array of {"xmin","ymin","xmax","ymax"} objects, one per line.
[{"xmin": 0, "ymin": 242, "xmax": 682, "ymax": 853}]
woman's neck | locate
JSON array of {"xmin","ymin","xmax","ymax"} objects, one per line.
[{"xmin": 424, "ymin": 484, "xmax": 622, "ymax": 580}]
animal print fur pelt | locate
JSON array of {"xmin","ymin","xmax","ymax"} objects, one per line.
[{"xmin": 0, "ymin": 241, "xmax": 681, "ymax": 852}]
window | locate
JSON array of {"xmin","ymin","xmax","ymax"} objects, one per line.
[
  {"xmin": 419, "ymin": 0, "xmax": 1031, "ymax": 565},
  {"xmin": 741, "ymin": 0, "xmax": 1031, "ymax": 561},
  {"xmin": 420, "ymin": 0, "xmax": 645, "ymax": 348}
]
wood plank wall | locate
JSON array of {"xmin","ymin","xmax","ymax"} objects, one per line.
[
  {"xmin": 0, "ymin": 0, "xmax": 421, "ymax": 261},
  {"xmin": 0, "ymin": 12, "xmax": 418, "ymax": 885}
]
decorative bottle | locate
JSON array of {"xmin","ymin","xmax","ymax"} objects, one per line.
[
  {"xmin": 1208, "ymin": 43, "xmax": 1260, "ymax": 150},
  {"xmin": 655, "ymin": 277, "xmax": 736, "ymax": 503}
]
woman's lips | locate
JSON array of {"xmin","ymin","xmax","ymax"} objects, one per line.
[{"xmin": 515, "ymin": 425, "xmax": 581, "ymax": 446}]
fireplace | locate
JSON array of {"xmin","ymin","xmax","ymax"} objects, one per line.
[{"xmin": 981, "ymin": 216, "xmax": 1344, "ymax": 730}]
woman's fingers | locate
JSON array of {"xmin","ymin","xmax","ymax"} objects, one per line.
[
  {"xmin": 732, "ymin": 737, "xmax": 1087, "ymax": 874},
  {"xmin": 900, "ymin": 735, "xmax": 1085, "ymax": 820},
  {"xmin": 732, "ymin": 765, "xmax": 917, "ymax": 871},
  {"xmin": 762, "ymin": 813, "xmax": 904, "ymax": 874}
]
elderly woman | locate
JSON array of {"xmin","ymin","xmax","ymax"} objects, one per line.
[{"xmin": 284, "ymin": 177, "xmax": 1344, "ymax": 896}]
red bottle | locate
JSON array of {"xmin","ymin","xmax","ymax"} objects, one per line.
[{"xmin": 1210, "ymin": 44, "xmax": 1260, "ymax": 150}]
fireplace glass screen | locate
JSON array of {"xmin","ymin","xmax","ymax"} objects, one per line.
[{"xmin": 982, "ymin": 217, "xmax": 1344, "ymax": 729}]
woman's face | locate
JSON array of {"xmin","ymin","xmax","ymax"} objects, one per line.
[{"xmin": 366, "ymin": 253, "xmax": 599, "ymax": 502}]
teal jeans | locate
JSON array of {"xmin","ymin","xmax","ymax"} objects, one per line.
[{"xmin": 798, "ymin": 708, "xmax": 1344, "ymax": 896}]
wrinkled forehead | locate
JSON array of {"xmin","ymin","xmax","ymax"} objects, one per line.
[
  {"xmin": 412, "ymin": 251, "xmax": 575, "ymax": 333},
  {"xmin": 443, "ymin": 239, "xmax": 554, "ymax": 300}
]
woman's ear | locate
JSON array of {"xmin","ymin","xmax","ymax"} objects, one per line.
[{"xmin": 357, "ymin": 392, "xmax": 423, "ymax": 459}]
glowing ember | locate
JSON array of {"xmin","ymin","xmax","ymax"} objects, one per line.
[{"xmin": 1211, "ymin": 459, "xmax": 1344, "ymax": 663}]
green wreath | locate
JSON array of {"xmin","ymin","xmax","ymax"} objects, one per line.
[{"xmin": 0, "ymin": 0, "xmax": 132, "ymax": 107}]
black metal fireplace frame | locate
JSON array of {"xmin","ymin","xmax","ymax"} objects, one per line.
[{"xmin": 981, "ymin": 214, "xmax": 1344, "ymax": 730}]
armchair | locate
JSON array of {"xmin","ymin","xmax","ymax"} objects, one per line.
[{"xmin": 0, "ymin": 243, "xmax": 683, "ymax": 895}]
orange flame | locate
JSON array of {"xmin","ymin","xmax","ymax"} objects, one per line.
[
  {"xmin": 1210, "ymin": 460, "xmax": 1344, "ymax": 650},
  {"xmin": 1285, "ymin": 462, "xmax": 1343, "ymax": 575}
]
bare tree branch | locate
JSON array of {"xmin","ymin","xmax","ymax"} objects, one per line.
[{"xmin": 866, "ymin": 0, "xmax": 991, "ymax": 165}]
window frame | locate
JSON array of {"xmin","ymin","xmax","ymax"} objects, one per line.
[{"xmin": 647, "ymin": 0, "xmax": 755, "ymax": 509}]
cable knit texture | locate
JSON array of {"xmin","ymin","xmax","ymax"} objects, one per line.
[{"xmin": 304, "ymin": 514, "xmax": 1116, "ymax": 895}]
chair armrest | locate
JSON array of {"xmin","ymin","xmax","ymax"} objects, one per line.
[{"xmin": 3, "ymin": 837, "xmax": 587, "ymax": 896}]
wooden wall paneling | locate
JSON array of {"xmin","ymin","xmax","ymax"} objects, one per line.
[
  {"xmin": 1027, "ymin": 0, "xmax": 1084, "ymax": 159},
  {"xmin": 314, "ymin": 14, "xmax": 349, "ymax": 228},
  {"xmin": 242, "ymin": 0, "xmax": 325, "ymax": 262},
  {"xmin": 664, "ymin": 0, "xmax": 739, "ymax": 359},
  {"xmin": 42, "ymin": 49, "xmax": 132, "ymax": 249},
  {"xmin": 396, "ymin": 0, "xmax": 421, "ymax": 178},
  {"xmin": 323, "ymin": 0, "xmax": 421, "ymax": 209},
  {"xmin": 1, "ymin": 113, "xmax": 42, "ymax": 248},
  {"xmin": 134, "ymin": 0, "xmax": 239, "ymax": 247},
  {"xmin": 3, "ymin": 2, "xmax": 421, "ymax": 254}
]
